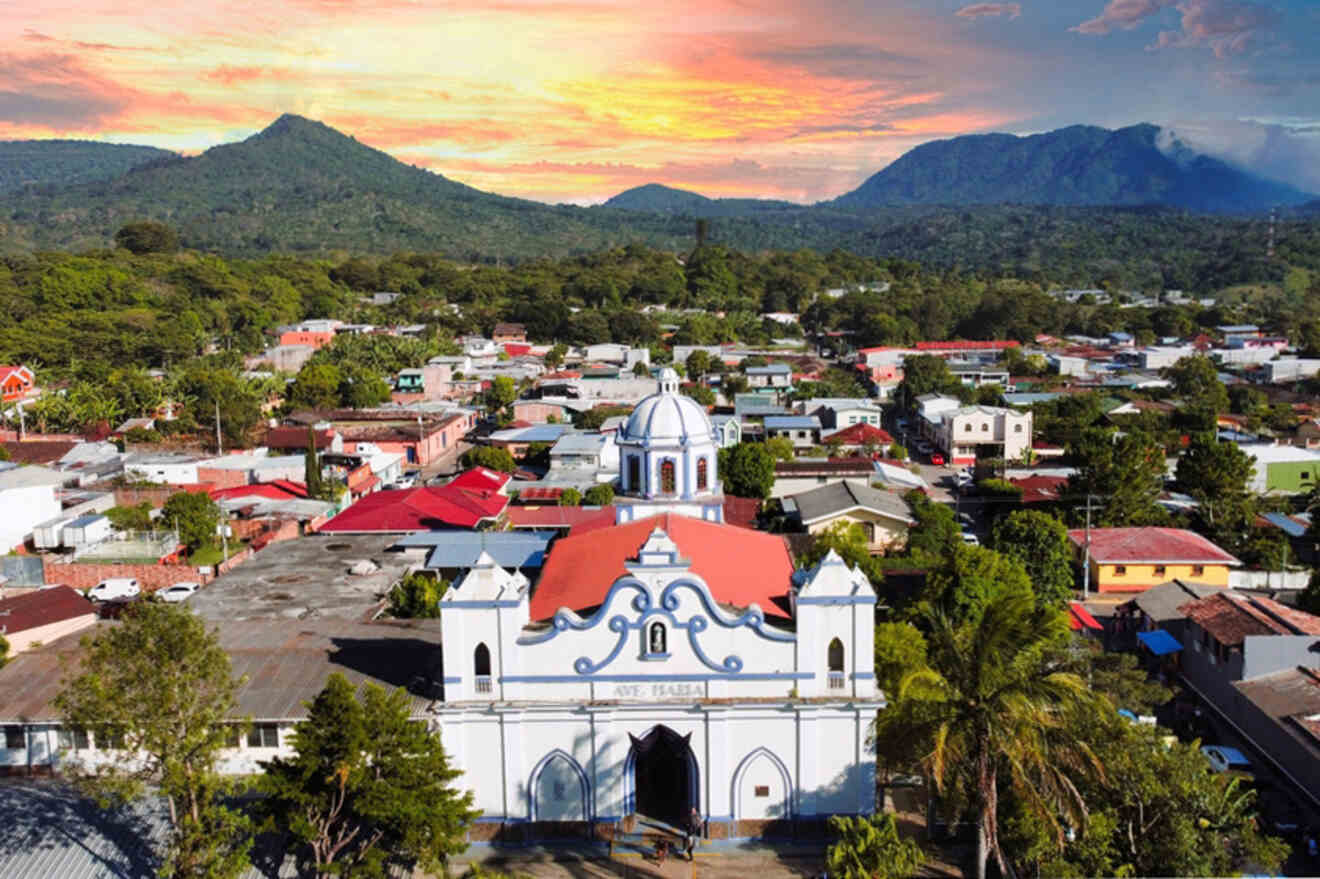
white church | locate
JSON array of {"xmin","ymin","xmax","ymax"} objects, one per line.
[{"xmin": 436, "ymin": 369, "xmax": 883, "ymax": 840}]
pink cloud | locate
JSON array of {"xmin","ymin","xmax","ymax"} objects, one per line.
[
  {"xmin": 956, "ymin": 4, "xmax": 1022, "ymax": 20},
  {"xmin": 1072, "ymin": 0, "xmax": 1174, "ymax": 35},
  {"xmin": 1149, "ymin": 0, "xmax": 1280, "ymax": 56}
]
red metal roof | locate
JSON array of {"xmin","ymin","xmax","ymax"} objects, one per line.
[
  {"xmin": 1068, "ymin": 602, "xmax": 1103, "ymax": 631},
  {"xmin": 1011, "ymin": 475, "xmax": 1066, "ymax": 504},
  {"xmin": 914, "ymin": 340, "xmax": 1020, "ymax": 351},
  {"xmin": 210, "ymin": 480, "xmax": 309, "ymax": 501},
  {"xmin": 447, "ymin": 467, "xmax": 512, "ymax": 493},
  {"xmin": 519, "ymin": 486, "xmax": 565, "ymax": 502},
  {"xmin": 503, "ymin": 343, "xmax": 533, "ymax": 357},
  {"xmin": 1066, "ymin": 528, "xmax": 1240, "ymax": 566},
  {"xmin": 0, "ymin": 586, "xmax": 95, "ymax": 634},
  {"xmin": 530, "ymin": 513, "xmax": 794, "ymax": 621},
  {"xmin": 1180, "ymin": 591, "xmax": 1320, "ymax": 645},
  {"xmin": 319, "ymin": 482, "xmax": 508, "ymax": 532}
]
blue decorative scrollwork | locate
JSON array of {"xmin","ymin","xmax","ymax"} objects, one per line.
[{"xmin": 572, "ymin": 616, "xmax": 630, "ymax": 674}]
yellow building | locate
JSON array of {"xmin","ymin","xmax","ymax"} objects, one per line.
[{"xmin": 1068, "ymin": 527, "xmax": 1240, "ymax": 594}]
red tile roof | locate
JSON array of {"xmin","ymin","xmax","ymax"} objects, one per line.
[
  {"xmin": 1180, "ymin": 591, "xmax": 1320, "ymax": 645},
  {"xmin": 530, "ymin": 514, "xmax": 794, "ymax": 621},
  {"xmin": 721, "ymin": 496, "xmax": 762, "ymax": 530},
  {"xmin": 319, "ymin": 481, "xmax": 508, "ymax": 532},
  {"xmin": 503, "ymin": 343, "xmax": 533, "ymax": 357},
  {"xmin": 914, "ymin": 340, "xmax": 1020, "ymax": 352},
  {"xmin": 824, "ymin": 423, "xmax": 894, "ymax": 446},
  {"xmin": 519, "ymin": 486, "xmax": 565, "ymax": 502},
  {"xmin": 1011, "ymin": 475, "xmax": 1067, "ymax": 504},
  {"xmin": 1066, "ymin": 528, "xmax": 1241, "ymax": 566},
  {"xmin": 0, "ymin": 440, "xmax": 77, "ymax": 465},
  {"xmin": 0, "ymin": 586, "xmax": 95, "ymax": 634},
  {"xmin": 266, "ymin": 427, "xmax": 336, "ymax": 450}
]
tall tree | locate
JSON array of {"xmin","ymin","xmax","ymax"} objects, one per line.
[
  {"xmin": 878, "ymin": 595, "xmax": 1098, "ymax": 879},
  {"xmin": 161, "ymin": 490, "xmax": 222, "ymax": 555},
  {"xmin": 304, "ymin": 427, "xmax": 325, "ymax": 499},
  {"xmin": 257, "ymin": 673, "xmax": 478, "ymax": 878},
  {"xmin": 717, "ymin": 443, "xmax": 775, "ymax": 499},
  {"xmin": 56, "ymin": 602, "xmax": 251, "ymax": 879},
  {"xmin": 1175, "ymin": 434, "xmax": 1256, "ymax": 555},
  {"xmin": 989, "ymin": 511, "xmax": 1075, "ymax": 609},
  {"xmin": 1065, "ymin": 429, "xmax": 1167, "ymax": 527},
  {"xmin": 894, "ymin": 355, "xmax": 960, "ymax": 412}
]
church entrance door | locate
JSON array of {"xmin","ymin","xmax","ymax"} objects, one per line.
[{"xmin": 630, "ymin": 726, "xmax": 695, "ymax": 828}]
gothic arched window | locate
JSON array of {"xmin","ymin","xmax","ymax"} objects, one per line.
[
  {"xmin": 660, "ymin": 459, "xmax": 676, "ymax": 495},
  {"xmin": 474, "ymin": 643, "xmax": 491, "ymax": 676},
  {"xmin": 696, "ymin": 458, "xmax": 708, "ymax": 491},
  {"xmin": 827, "ymin": 637, "xmax": 845, "ymax": 672}
]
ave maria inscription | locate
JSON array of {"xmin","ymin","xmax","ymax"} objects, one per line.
[{"xmin": 612, "ymin": 683, "xmax": 704, "ymax": 700}]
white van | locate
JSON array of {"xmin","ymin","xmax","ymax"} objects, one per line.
[{"xmin": 87, "ymin": 578, "xmax": 140, "ymax": 602}]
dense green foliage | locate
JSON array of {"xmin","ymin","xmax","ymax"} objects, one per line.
[
  {"xmin": 717, "ymin": 442, "xmax": 775, "ymax": 499},
  {"xmin": 387, "ymin": 573, "xmax": 446, "ymax": 619},
  {"xmin": 56, "ymin": 602, "xmax": 252, "ymax": 879},
  {"xmin": 989, "ymin": 511, "xmax": 1075, "ymax": 609},
  {"xmin": 824, "ymin": 812, "xmax": 927, "ymax": 879},
  {"xmin": 161, "ymin": 490, "xmax": 222, "ymax": 555},
  {"xmin": 461, "ymin": 446, "xmax": 516, "ymax": 473},
  {"xmin": 582, "ymin": 483, "xmax": 614, "ymax": 506},
  {"xmin": 0, "ymin": 139, "xmax": 175, "ymax": 193},
  {"xmin": 257, "ymin": 673, "xmax": 478, "ymax": 877}
]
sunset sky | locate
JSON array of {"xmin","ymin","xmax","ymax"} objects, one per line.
[{"xmin": 3, "ymin": 0, "xmax": 1319, "ymax": 203}]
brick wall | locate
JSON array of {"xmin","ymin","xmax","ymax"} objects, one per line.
[
  {"xmin": 215, "ymin": 548, "xmax": 253, "ymax": 575},
  {"xmin": 43, "ymin": 558, "xmax": 210, "ymax": 591},
  {"xmin": 194, "ymin": 467, "xmax": 250, "ymax": 489},
  {"xmin": 112, "ymin": 485, "xmax": 211, "ymax": 509}
]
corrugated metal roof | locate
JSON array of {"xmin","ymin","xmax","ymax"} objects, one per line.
[{"xmin": 0, "ymin": 619, "xmax": 445, "ymax": 723}]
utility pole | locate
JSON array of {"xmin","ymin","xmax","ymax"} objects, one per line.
[
  {"xmin": 214, "ymin": 400, "xmax": 223, "ymax": 455},
  {"xmin": 17, "ymin": 402, "xmax": 25, "ymax": 440},
  {"xmin": 1080, "ymin": 494, "xmax": 1101, "ymax": 600}
]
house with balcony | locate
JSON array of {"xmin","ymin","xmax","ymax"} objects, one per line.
[
  {"xmin": 744, "ymin": 363, "xmax": 793, "ymax": 393},
  {"xmin": 929, "ymin": 405, "xmax": 1032, "ymax": 467},
  {"xmin": 764, "ymin": 415, "xmax": 821, "ymax": 452}
]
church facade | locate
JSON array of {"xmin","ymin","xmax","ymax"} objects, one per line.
[{"xmin": 435, "ymin": 371, "xmax": 883, "ymax": 840}]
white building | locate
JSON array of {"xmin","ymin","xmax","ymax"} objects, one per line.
[
  {"xmin": 919, "ymin": 397, "xmax": 1032, "ymax": 467},
  {"xmin": 435, "ymin": 371, "xmax": 882, "ymax": 837},
  {"xmin": 0, "ymin": 466, "xmax": 63, "ymax": 552},
  {"xmin": 1261, "ymin": 358, "xmax": 1320, "ymax": 384}
]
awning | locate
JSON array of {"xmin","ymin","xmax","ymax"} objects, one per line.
[
  {"xmin": 1068, "ymin": 602, "xmax": 1103, "ymax": 632},
  {"xmin": 1137, "ymin": 628, "xmax": 1183, "ymax": 656}
]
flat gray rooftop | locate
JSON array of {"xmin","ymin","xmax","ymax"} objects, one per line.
[{"xmin": 189, "ymin": 533, "xmax": 422, "ymax": 622}]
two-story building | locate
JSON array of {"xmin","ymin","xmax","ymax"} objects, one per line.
[
  {"xmin": 744, "ymin": 363, "xmax": 793, "ymax": 393},
  {"xmin": 763, "ymin": 416, "xmax": 821, "ymax": 452},
  {"xmin": 1067, "ymin": 528, "xmax": 1241, "ymax": 594},
  {"xmin": 0, "ymin": 365, "xmax": 35, "ymax": 403},
  {"xmin": 923, "ymin": 402, "xmax": 1032, "ymax": 467}
]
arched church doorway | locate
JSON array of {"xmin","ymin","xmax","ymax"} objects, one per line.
[{"xmin": 628, "ymin": 726, "xmax": 697, "ymax": 827}]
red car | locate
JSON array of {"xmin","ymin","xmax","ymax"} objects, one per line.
[{"xmin": 930, "ymin": 453, "xmax": 946, "ymax": 466}]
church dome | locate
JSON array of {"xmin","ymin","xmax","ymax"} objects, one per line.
[{"xmin": 621, "ymin": 368, "xmax": 713, "ymax": 444}]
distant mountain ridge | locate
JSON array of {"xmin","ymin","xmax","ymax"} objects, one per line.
[
  {"xmin": 0, "ymin": 139, "xmax": 177, "ymax": 193},
  {"xmin": 604, "ymin": 183, "xmax": 798, "ymax": 216},
  {"xmin": 828, "ymin": 123, "xmax": 1312, "ymax": 213}
]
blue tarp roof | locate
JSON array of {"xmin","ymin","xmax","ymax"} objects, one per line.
[
  {"xmin": 1262, "ymin": 511, "xmax": 1310, "ymax": 538},
  {"xmin": 1137, "ymin": 629, "xmax": 1183, "ymax": 656}
]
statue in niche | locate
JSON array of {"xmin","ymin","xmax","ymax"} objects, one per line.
[{"xmin": 649, "ymin": 622, "xmax": 666, "ymax": 655}]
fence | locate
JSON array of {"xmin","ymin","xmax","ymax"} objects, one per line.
[{"xmin": 1229, "ymin": 570, "xmax": 1310, "ymax": 591}]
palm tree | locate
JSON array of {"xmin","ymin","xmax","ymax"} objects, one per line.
[{"xmin": 883, "ymin": 594, "xmax": 1101, "ymax": 879}]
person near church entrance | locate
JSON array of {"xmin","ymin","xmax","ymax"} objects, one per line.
[{"xmin": 684, "ymin": 806, "xmax": 702, "ymax": 860}]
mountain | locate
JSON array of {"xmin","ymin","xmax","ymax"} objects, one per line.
[
  {"xmin": 604, "ymin": 183, "xmax": 799, "ymax": 216},
  {"xmin": 1, "ymin": 115, "xmax": 693, "ymax": 258},
  {"xmin": 0, "ymin": 139, "xmax": 177, "ymax": 193},
  {"xmin": 831, "ymin": 123, "xmax": 1314, "ymax": 214}
]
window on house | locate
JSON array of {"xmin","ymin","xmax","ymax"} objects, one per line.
[
  {"xmin": 3, "ymin": 725, "xmax": 23, "ymax": 749},
  {"xmin": 100, "ymin": 725, "xmax": 126, "ymax": 750},
  {"xmin": 222, "ymin": 725, "xmax": 242, "ymax": 748},
  {"xmin": 965, "ymin": 424, "xmax": 973, "ymax": 432},
  {"xmin": 58, "ymin": 727, "xmax": 90, "ymax": 751},
  {"xmin": 627, "ymin": 456, "xmax": 641, "ymax": 492},
  {"xmin": 1303, "ymin": 471, "xmax": 1311, "ymax": 481},
  {"xmin": 697, "ymin": 458, "xmax": 708, "ymax": 491},
  {"xmin": 1014, "ymin": 424, "xmax": 1023, "ymax": 433},
  {"xmin": 981, "ymin": 423, "xmax": 989, "ymax": 432},
  {"xmin": 660, "ymin": 459, "xmax": 676, "ymax": 495},
  {"xmin": 247, "ymin": 724, "xmax": 279, "ymax": 749},
  {"xmin": 1153, "ymin": 565, "xmax": 1166, "ymax": 577},
  {"xmin": 1114, "ymin": 566, "xmax": 1126, "ymax": 576},
  {"xmin": 1192, "ymin": 565, "xmax": 1205, "ymax": 576}
]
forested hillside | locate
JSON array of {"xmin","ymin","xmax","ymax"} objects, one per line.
[
  {"xmin": 830, "ymin": 124, "xmax": 1313, "ymax": 213},
  {"xmin": 0, "ymin": 140, "xmax": 176, "ymax": 193}
]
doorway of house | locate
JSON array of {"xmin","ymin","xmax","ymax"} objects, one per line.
[{"xmin": 630, "ymin": 726, "xmax": 695, "ymax": 828}]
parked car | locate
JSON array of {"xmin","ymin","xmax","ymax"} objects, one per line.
[
  {"xmin": 929, "ymin": 453, "xmax": 946, "ymax": 466},
  {"xmin": 1200, "ymin": 745, "xmax": 1252, "ymax": 774},
  {"xmin": 158, "ymin": 582, "xmax": 200, "ymax": 603},
  {"xmin": 960, "ymin": 532, "xmax": 980, "ymax": 545},
  {"xmin": 87, "ymin": 578, "xmax": 140, "ymax": 602},
  {"xmin": 957, "ymin": 512, "xmax": 976, "ymax": 528}
]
